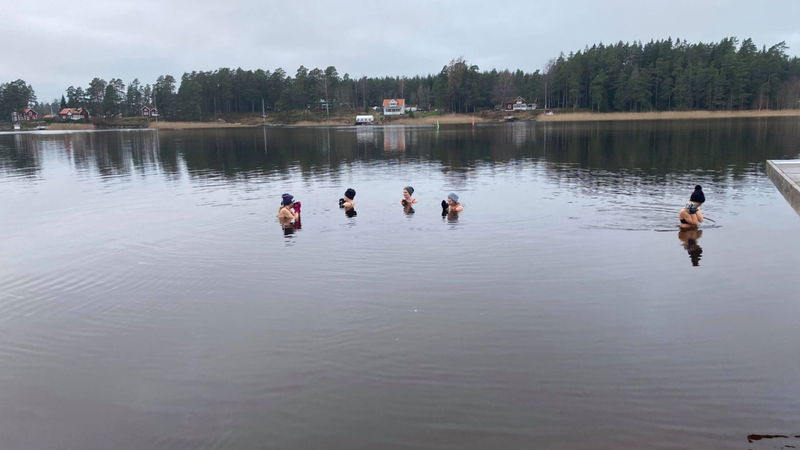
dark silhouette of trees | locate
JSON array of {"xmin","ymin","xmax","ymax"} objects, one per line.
[{"xmin": 5, "ymin": 37, "xmax": 799, "ymax": 123}]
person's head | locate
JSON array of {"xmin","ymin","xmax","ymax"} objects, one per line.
[
  {"xmin": 690, "ymin": 185, "xmax": 705, "ymax": 204},
  {"xmin": 403, "ymin": 186, "xmax": 414, "ymax": 199},
  {"xmin": 344, "ymin": 188, "xmax": 356, "ymax": 201},
  {"xmin": 447, "ymin": 192, "xmax": 459, "ymax": 206},
  {"xmin": 281, "ymin": 193, "xmax": 294, "ymax": 207}
]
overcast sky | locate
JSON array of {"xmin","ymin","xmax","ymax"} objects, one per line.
[{"xmin": 4, "ymin": 0, "xmax": 800, "ymax": 101}]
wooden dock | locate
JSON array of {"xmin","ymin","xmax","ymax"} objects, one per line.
[{"xmin": 767, "ymin": 160, "xmax": 800, "ymax": 215}]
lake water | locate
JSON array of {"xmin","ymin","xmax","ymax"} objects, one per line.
[{"xmin": 1, "ymin": 119, "xmax": 799, "ymax": 449}]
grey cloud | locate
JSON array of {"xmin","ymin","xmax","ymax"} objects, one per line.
[{"xmin": 4, "ymin": 0, "xmax": 799, "ymax": 101}]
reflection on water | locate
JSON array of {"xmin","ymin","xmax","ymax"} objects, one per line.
[
  {"xmin": 2, "ymin": 119, "xmax": 800, "ymax": 450},
  {"xmin": 678, "ymin": 229, "xmax": 704, "ymax": 266}
]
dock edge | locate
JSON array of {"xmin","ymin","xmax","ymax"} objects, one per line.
[{"xmin": 766, "ymin": 160, "xmax": 800, "ymax": 216}]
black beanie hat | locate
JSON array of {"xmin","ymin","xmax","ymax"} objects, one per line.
[
  {"xmin": 345, "ymin": 188, "xmax": 356, "ymax": 199},
  {"xmin": 690, "ymin": 185, "xmax": 705, "ymax": 204}
]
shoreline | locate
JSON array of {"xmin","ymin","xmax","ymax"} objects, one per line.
[
  {"xmin": 535, "ymin": 109, "xmax": 800, "ymax": 122},
  {"xmin": 5, "ymin": 110, "xmax": 800, "ymax": 132},
  {"xmin": 152, "ymin": 110, "xmax": 800, "ymax": 128}
]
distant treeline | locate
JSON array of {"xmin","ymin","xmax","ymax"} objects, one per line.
[{"xmin": 5, "ymin": 37, "xmax": 800, "ymax": 122}]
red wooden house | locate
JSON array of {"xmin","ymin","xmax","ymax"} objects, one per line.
[
  {"xmin": 139, "ymin": 105, "xmax": 159, "ymax": 117},
  {"xmin": 22, "ymin": 108, "xmax": 38, "ymax": 120},
  {"xmin": 59, "ymin": 107, "xmax": 90, "ymax": 121}
]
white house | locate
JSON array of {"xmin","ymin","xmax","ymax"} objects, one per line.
[
  {"xmin": 505, "ymin": 96, "xmax": 537, "ymax": 111},
  {"xmin": 382, "ymin": 98, "xmax": 406, "ymax": 116}
]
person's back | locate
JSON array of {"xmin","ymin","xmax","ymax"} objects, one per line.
[
  {"xmin": 679, "ymin": 202, "xmax": 703, "ymax": 229},
  {"xmin": 679, "ymin": 185, "xmax": 705, "ymax": 229}
]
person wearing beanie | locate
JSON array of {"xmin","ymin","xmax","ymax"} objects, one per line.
[
  {"xmin": 277, "ymin": 193, "xmax": 300, "ymax": 226},
  {"xmin": 441, "ymin": 192, "xmax": 464, "ymax": 215},
  {"xmin": 401, "ymin": 186, "xmax": 417, "ymax": 206},
  {"xmin": 690, "ymin": 185, "xmax": 705, "ymax": 204},
  {"xmin": 339, "ymin": 188, "xmax": 356, "ymax": 209}
]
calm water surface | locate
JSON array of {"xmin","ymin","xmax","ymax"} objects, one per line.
[{"xmin": 1, "ymin": 119, "xmax": 799, "ymax": 449}]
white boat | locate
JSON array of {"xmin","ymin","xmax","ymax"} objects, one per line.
[{"xmin": 13, "ymin": 122, "xmax": 21, "ymax": 130}]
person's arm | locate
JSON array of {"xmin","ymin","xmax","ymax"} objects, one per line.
[
  {"xmin": 451, "ymin": 204, "xmax": 464, "ymax": 212},
  {"xmin": 696, "ymin": 210, "xmax": 704, "ymax": 223}
]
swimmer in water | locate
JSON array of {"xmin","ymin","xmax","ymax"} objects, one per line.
[
  {"xmin": 339, "ymin": 188, "xmax": 357, "ymax": 217},
  {"xmin": 400, "ymin": 186, "xmax": 417, "ymax": 206},
  {"xmin": 339, "ymin": 188, "xmax": 356, "ymax": 209},
  {"xmin": 678, "ymin": 202, "xmax": 703, "ymax": 229},
  {"xmin": 441, "ymin": 192, "xmax": 464, "ymax": 216},
  {"xmin": 277, "ymin": 193, "xmax": 300, "ymax": 229},
  {"xmin": 678, "ymin": 185, "xmax": 705, "ymax": 229}
]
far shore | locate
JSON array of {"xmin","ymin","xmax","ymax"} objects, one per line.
[
  {"xmin": 536, "ymin": 109, "xmax": 800, "ymax": 122},
  {"xmin": 149, "ymin": 121, "xmax": 257, "ymax": 130},
  {"xmin": 6, "ymin": 109, "xmax": 800, "ymax": 132}
]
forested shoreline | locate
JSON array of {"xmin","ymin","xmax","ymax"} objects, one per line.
[{"xmin": 3, "ymin": 37, "xmax": 800, "ymax": 122}]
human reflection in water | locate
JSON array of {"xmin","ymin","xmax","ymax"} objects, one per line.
[
  {"xmin": 403, "ymin": 204, "xmax": 415, "ymax": 215},
  {"xmin": 678, "ymin": 229, "xmax": 703, "ymax": 266}
]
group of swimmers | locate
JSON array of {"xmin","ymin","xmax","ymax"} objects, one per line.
[
  {"xmin": 279, "ymin": 184, "xmax": 705, "ymax": 234},
  {"xmin": 277, "ymin": 186, "xmax": 465, "ymax": 230}
]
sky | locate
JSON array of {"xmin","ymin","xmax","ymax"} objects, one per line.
[{"xmin": 4, "ymin": 0, "xmax": 800, "ymax": 102}]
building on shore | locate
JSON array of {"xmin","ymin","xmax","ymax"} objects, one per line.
[
  {"xmin": 139, "ymin": 106, "xmax": 159, "ymax": 118},
  {"xmin": 22, "ymin": 108, "xmax": 39, "ymax": 120},
  {"xmin": 382, "ymin": 98, "xmax": 406, "ymax": 116},
  {"xmin": 59, "ymin": 107, "xmax": 90, "ymax": 121},
  {"xmin": 504, "ymin": 96, "xmax": 537, "ymax": 111}
]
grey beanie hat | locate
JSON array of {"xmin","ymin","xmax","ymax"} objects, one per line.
[{"xmin": 447, "ymin": 192, "xmax": 459, "ymax": 202}]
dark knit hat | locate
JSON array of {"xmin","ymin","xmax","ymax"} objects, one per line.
[
  {"xmin": 404, "ymin": 186, "xmax": 414, "ymax": 195},
  {"xmin": 281, "ymin": 193, "xmax": 294, "ymax": 206},
  {"xmin": 344, "ymin": 188, "xmax": 356, "ymax": 199},
  {"xmin": 690, "ymin": 185, "xmax": 705, "ymax": 204}
]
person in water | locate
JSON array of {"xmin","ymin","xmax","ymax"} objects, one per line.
[
  {"xmin": 277, "ymin": 193, "xmax": 301, "ymax": 228},
  {"xmin": 339, "ymin": 188, "xmax": 357, "ymax": 217},
  {"xmin": 339, "ymin": 188, "xmax": 356, "ymax": 209},
  {"xmin": 678, "ymin": 202, "xmax": 703, "ymax": 229},
  {"xmin": 400, "ymin": 186, "xmax": 417, "ymax": 206},
  {"xmin": 678, "ymin": 185, "xmax": 705, "ymax": 229},
  {"xmin": 441, "ymin": 192, "xmax": 464, "ymax": 215}
]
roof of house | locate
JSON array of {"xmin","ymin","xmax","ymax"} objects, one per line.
[
  {"xmin": 382, "ymin": 98, "xmax": 406, "ymax": 107},
  {"xmin": 59, "ymin": 107, "xmax": 88, "ymax": 114},
  {"xmin": 505, "ymin": 96, "xmax": 527, "ymax": 103},
  {"xmin": 23, "ymin": 108, "xmax": 35, "ymax": 113}
]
